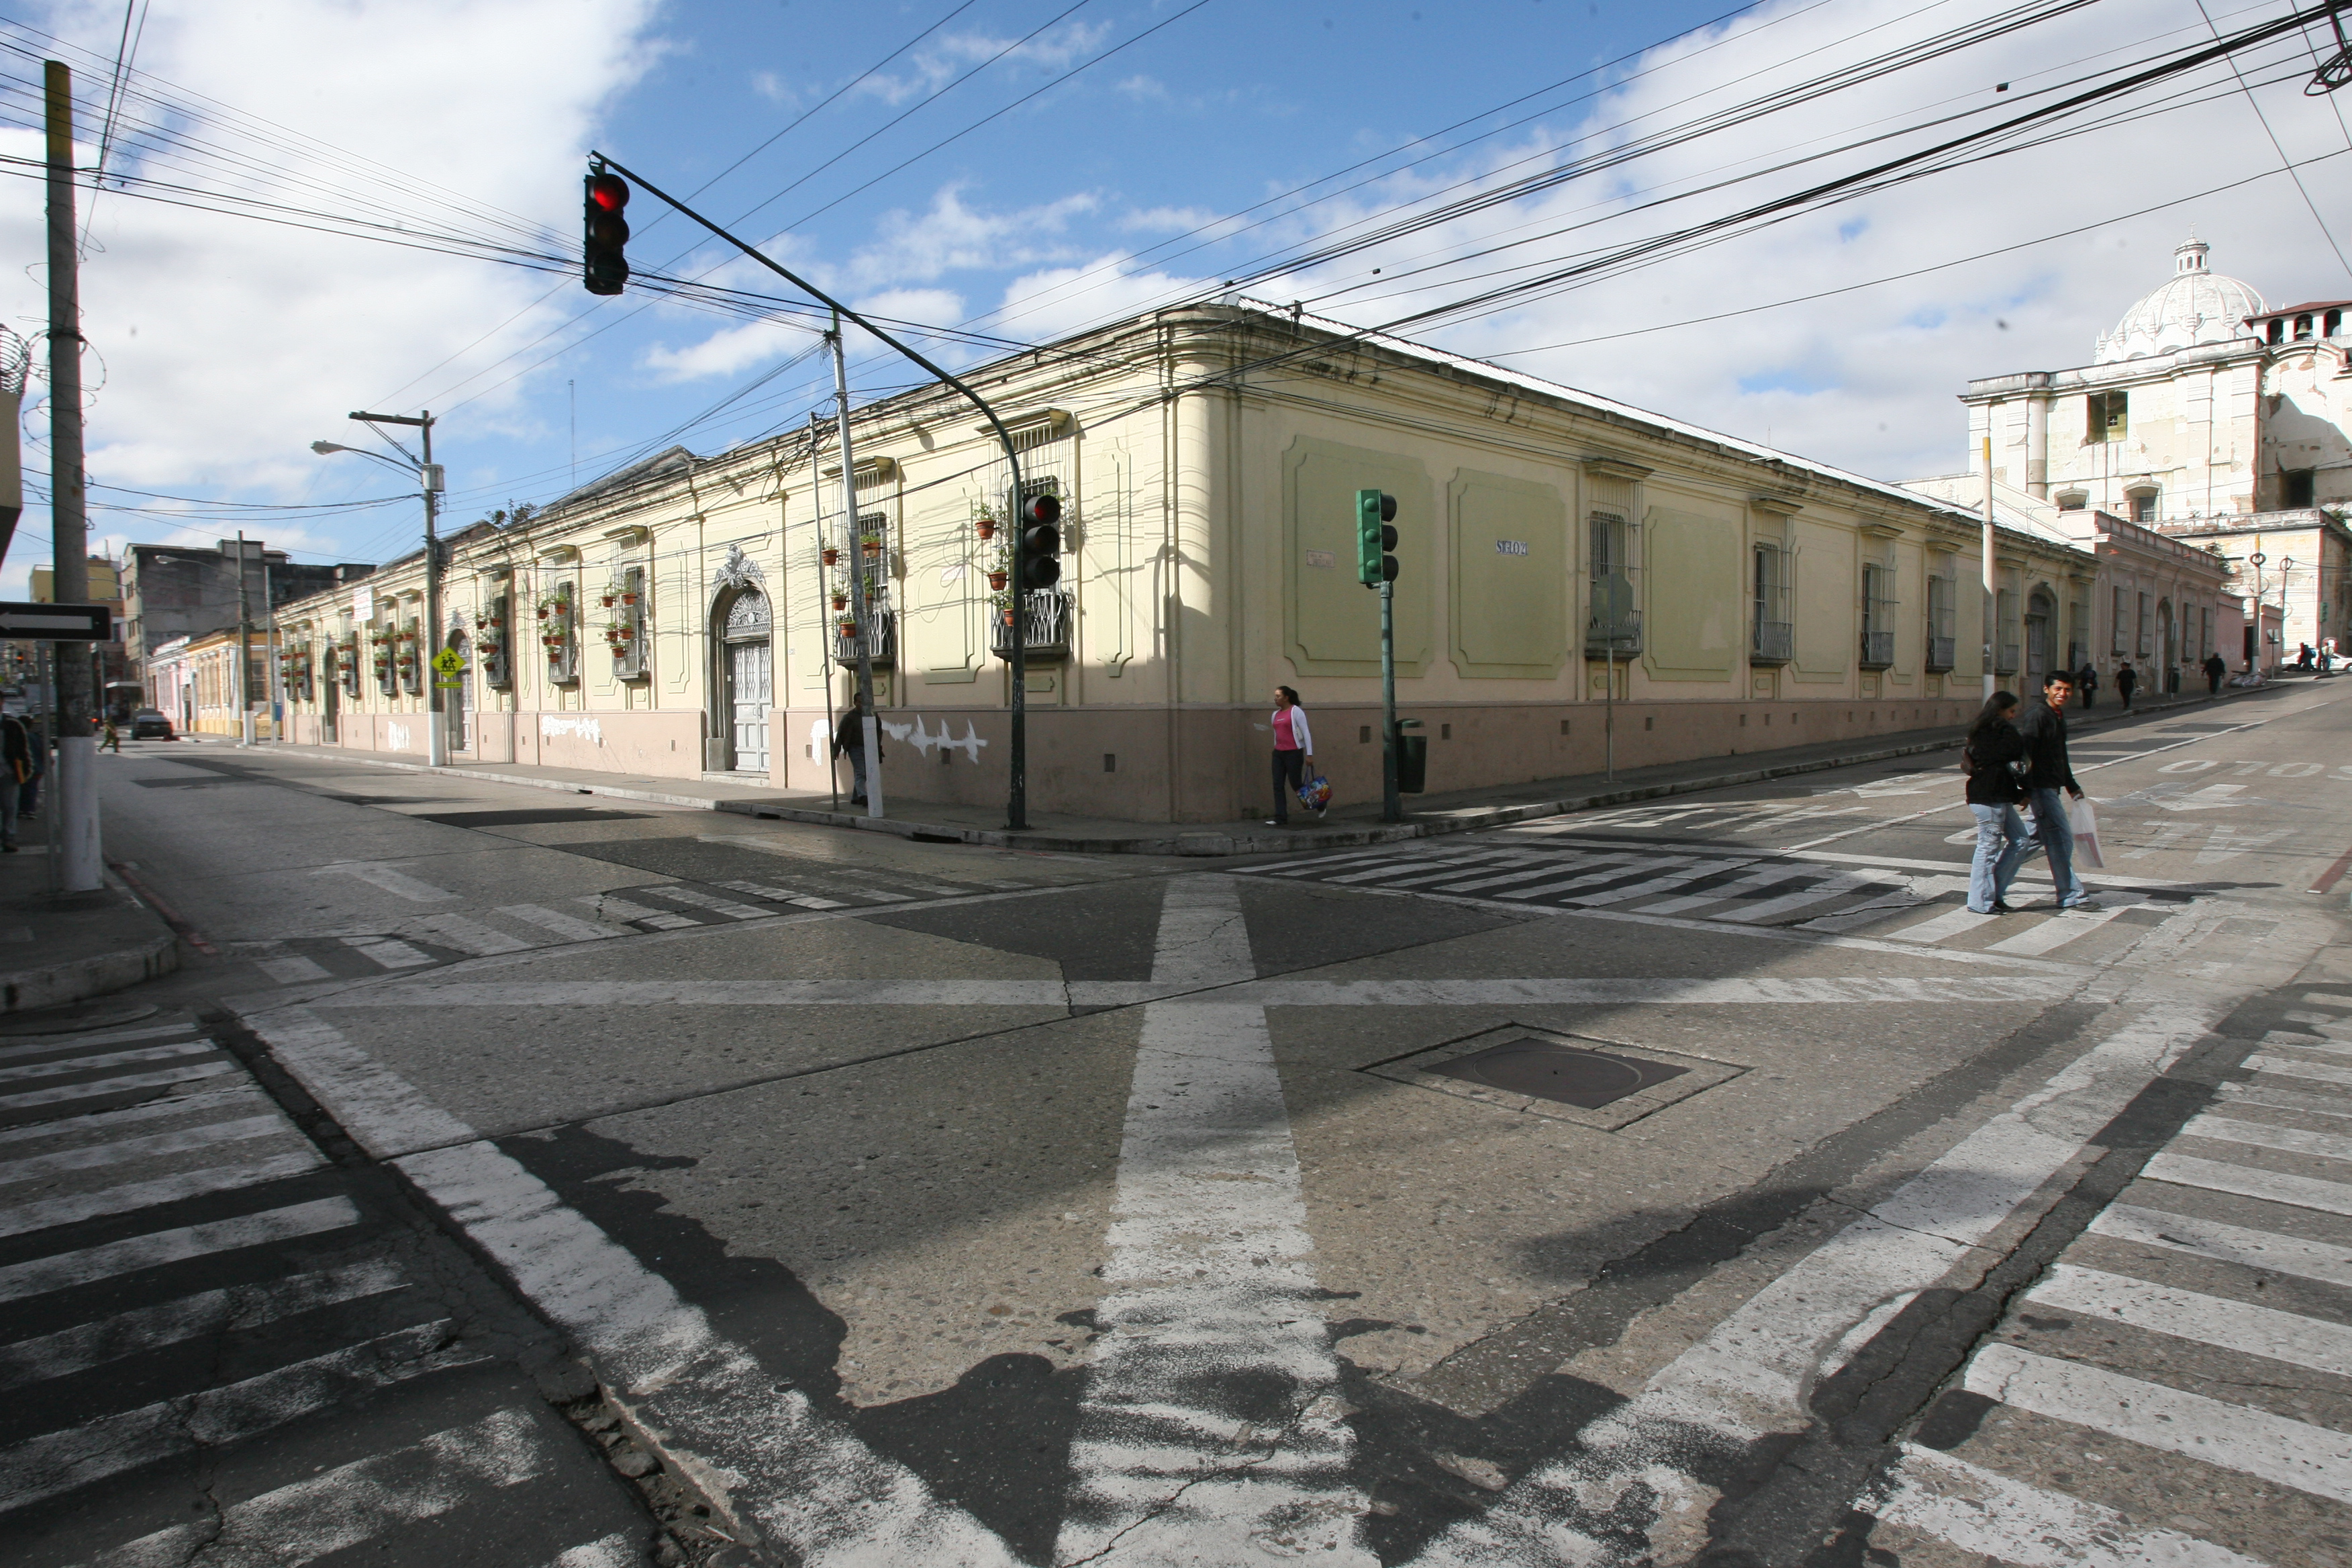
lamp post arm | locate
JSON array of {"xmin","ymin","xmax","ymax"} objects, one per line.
[{"xmin": 590, "ymin": 151, "xmax": 1032, "ymax": 828}]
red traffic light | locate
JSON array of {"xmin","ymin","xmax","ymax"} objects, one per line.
[
  {"xmin": 588, "ymin": 172, "xmax": 630, "ymax": 213},
  {"xmin": 583, "ymin": 169, "xmax": 631, "ymax": 297},
  {"xmin": 1021, "ymin": 492, "xmax": 1061, "ymax": 526}
]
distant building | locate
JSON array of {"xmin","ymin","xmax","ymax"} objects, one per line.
[
  {"xmin": 19, "ymin": 554, "xmax": 134, "ymax": 716},
  {"xmin": 143, "ymin": 627, "xmax": 279, "ymax": 738},
  {"xmin": 119, "ymin": 540, "xmax": 372, "ymax": 669}
]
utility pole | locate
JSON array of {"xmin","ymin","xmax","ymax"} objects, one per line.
[
  {"xmin": 1981, "ymin": 434, "xmax": 1998, "ymax": 700},
  {"xmin": 234, "ymin": 530, "xmax": 253, "ymax": 746},
  {"xmin": 348, "ymin": 411, "xmax": 442, "ymax": 765},
  {"xmin": 1379, "ymin": 571, "xmax": 1400, "ymax": 822},
  {"xmin": 263, "ymin": 550, "xmax": 278, "ymax": 742},
  {"xmin": 44, "ymin": 60, "xmax": 98, "ymax": 891},
  {"xmin": 829, "ymin": 316, "xmax": 881, "ymax": 818}
]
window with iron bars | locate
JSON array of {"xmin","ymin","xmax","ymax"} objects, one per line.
[
  {"xmin": 1925, "ymin": 573, "xmax": 1956, "ymax": 671},
  {"xmin": 1860, "ymin": 561, "xmax": 1898, "ymax": 669},
  {"xmin": 1751, "ymin": 543, "xmax": 1792, "ymax": 663}
]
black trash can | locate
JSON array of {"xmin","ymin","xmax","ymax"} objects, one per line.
[{"xmin": 1393, "ymin": 724, "xmax": 1428, "ymax": 793}]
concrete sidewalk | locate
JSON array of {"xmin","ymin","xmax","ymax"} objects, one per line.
[
  {"xmin": 0, "ymin": 824, "xmax": 179, "ymax": 1016},
  {"xmin": 201, "ymin": 675, "xmax": 2288, "ymax": 856}
]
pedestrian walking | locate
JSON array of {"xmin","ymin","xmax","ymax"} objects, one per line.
[
  {"xmin": 1962, "ymin": 691, "xmax": 2032, "ymax": 915},
  {"xmin": 2015, "ymin": 672, "xmax": 2091, "ymax": 910},
  {"xmin": 17, "ymin": 718, "xmax": 41, "ymax": 820},
  {"xmin": 1265, "ymin": 685, "xmax": 1322, "ymax": 826},
  {"xmin": 101, "ymin": 716, "xmax": 120, "ymax": 753},
  {"xmin": 2114, "ymin": 660, "xmax": 2137, "ymax": 710},
  {"xmin": 2298, "ymin": 642, "xmax": 2315, "ymax": 671},
  {"xmin": 2075, "ymin": 662, "xmax": 2098, "ymax": 708},
  {"xmin": 0, "ymin": 714, "xmax": 26, "ymax": 853},
  {"xmin": 830, "ymin": 705, "xmax": 882, "ymax": 807},
  {"xmin": 2204, "ymin": 650, "xmax": 2227, "ymax": 693}
]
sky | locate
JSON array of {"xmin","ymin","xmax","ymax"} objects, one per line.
[{"xmin": 0, "ymin": 0, "xmax": 2349, "ymax": 596}]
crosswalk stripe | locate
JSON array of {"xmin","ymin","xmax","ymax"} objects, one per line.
[
  {"xmin": 1431, "ymin": 852, "xmax": 1640, "ymax": 895},
  {"xmin": 342, "ymin": 936, "xmax": 433, "ymax": 969},
  {"xmin": 1498, "ymin": 855, "xmax": 1700, "ymax": 901},
  {"xmin": 842, "ymin": 886, "xmax": 913, "ymax": 902},
  {"xmin": 2090, "ymin": 1202, "xmax": 2352, "ymax": 1289},
  {"xmin": 407, "ymin": 913, "xmax": 533, "ymax": 955},
  {"xmin": 256, "ymin": 955, "xmax": 332, "ymax": 984},
  {"xmin": 0, "ymin": 1196, "xmax": 359, "ymax": 1303},
  {"xmin": 1710, "ymin": 869, "xmax": 1890, "ymax": 924},
  {"xmin": 0, "ymin": 1023, "xmax": 197, "ymax": 1063},
  {"xmin": 0, "ymin": 1040, "xmax": 216, "ymax": 1085},
  {"xmin": 1353, "ymin": 851, "xmax": 1542, "ymax": 889},
  {"xmin": 0, "ymin": 1258, "xmax": 407, "ymax": 1389},
  {"xmin": 495, "ymin": 903, "xmax": 624, "ymax": 942},
  {"xmin": 536, "ymin": 1534, "xmax": 639, "ymax": 1568},
  {"xmin": 1887, "ymin": 904, "xmax": 1998, "ymax": 944},
  {"xmin": 1325, "ymin": 850, "xmax": 1506, "ymax": 884},
  {"xmin": 2217, "ymin": 1080, "xmax": 2352, "ymax": 1122},
  {"xmin": 2184, "ymin": 1112, "xmax": 2352, "ymax": 1165},
  {"xmin": 1963, "ymin": 1342, "xmax": 2352, "ymax": 1502},
  {"xmin": 0, "ymin": 1083, "xmax": 266, "ymax": 1148},
  {"xmin": 0, "ymin": 1059, "xmax": 238, "ymax": 1114},
  {"xmin": 1873, "ymin": 1443, "xmax": 2272, "ymax": 1567},
  {"xmin": 573, "ymin": 894, "xmax": 697, "ymax": 930},
  {"xmin": 2026, "ymin": 1261, "xmax": 2352, "ymax": 1377},
  {"xmin": 718, "ymin": 879, "xmax": 845, "ymax": 909},
  {"xmin": 0, "ymin": 1151, "xmax": 327, "ymax": 1239},
  {"xmin": 1636, "ymin": 861, "xmax": 1821, "ymax": 916},
  {"xmin": 1984, "ymin": 905, "xmax": 2127, "ymax": 956},
  {"xmin": 78, "ymin": 1406, "xmax": 552, "ymax": 1568},
  {"xmin": 1567, "ymin": 856, "xmax": 1755, "ymax": 907},
  {"xmin": 0, "ymin": 1319, "xmax": 482, "ymax": 1514},
  {"xmin": 0, "ymin": 1112, "xmax": 293, "ymax": 1187},
  {"xmin": 646, "ymin": 885, "xmax": 773, "ymax": 921},
  {"xmin": 2261, "ymin": 1030, "xmax": 2352, "ymax": 1059},
  {"xmin": 2143, "ymin": 1150, "xmax": 2352, "ymax": 1218},
  {"xmin": 2245, "ymin": 1052, "xmax": 2352, "ymax": 1089}
]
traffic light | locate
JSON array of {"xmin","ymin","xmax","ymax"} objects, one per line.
[
  {"xmin": 1357, "ymin": 489, "xmax": 1398, "ymax": 587},
  {"xmin": 583, "ymin": 170, "xmax": 630, "ymax": 296},
  {"xmin": 1017, "ymin": 491, "xmax": 1062, "ymax": 589}
]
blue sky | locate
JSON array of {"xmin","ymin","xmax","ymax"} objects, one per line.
[{"xmin": 2, "ymin": 0, "xmax": 2349, "ymax": 589}]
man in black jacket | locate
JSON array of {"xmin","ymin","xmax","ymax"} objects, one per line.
[
  {"xmin": 2014, "ymin": 672, "xmax": 2090, "ymax": 909},
  {"xmin": 2204, "ymin": 650, "xmax": 2227, "ymax": 693}
]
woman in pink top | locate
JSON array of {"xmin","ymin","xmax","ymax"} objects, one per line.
[{"xmin": 1267, "ymin": 685, "xmax": 1320, "ymax": 824}]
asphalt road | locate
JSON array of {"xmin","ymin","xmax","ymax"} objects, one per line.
[{"xmin": 11, "ymin": 678, "xmax": 2352, "ymax": 1567}]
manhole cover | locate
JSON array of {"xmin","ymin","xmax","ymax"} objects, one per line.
[{"xmin": 1431, "ymin": 1039, "xmax": 1688, "ymax": 1108}]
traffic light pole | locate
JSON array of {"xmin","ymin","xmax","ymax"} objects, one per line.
[
  {"xmin": 589, "ymin": 154, "xmax": 1033, "ymax": 829},
  {"xmin": 1379, "ymin": 577, "xmax": 1400, "ymax": 824}
]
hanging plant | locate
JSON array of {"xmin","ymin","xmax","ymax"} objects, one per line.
[
  {"xmin": 975, "ymin": 517, "xmax": 997, "ymax": 542},
  {"xmin": 536, "ymin": 591, "xmax": 569, "ymax": 619},
  {"xmin": 987, "ymin": 570, "xmax": 1008, "ymax": 591},
  {"xmin": 861, "ymin": 536, "xmax": 883, "ymax": 557},
  {"xmin": 821, "ymin": 546, "xmax": 839, "ymax": 566},
  {"xmin": 831, "ymin": 592, "xmax": 848, "ymax": 611},
  {"xmin": 837, "ymin": 617, "xmax": 859, "ymax": 638},
  {"xmin": 621, "ymin": 590, "xmax": 638, "ymax": 605}
]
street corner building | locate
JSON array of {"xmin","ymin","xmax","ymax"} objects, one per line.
[{"xmin": 260, "ymin": 279, "xmax": 2270, "ymax": 823}]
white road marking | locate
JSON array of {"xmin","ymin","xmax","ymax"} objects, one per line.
[
  {"xmin": 1498, "ymin": 854, "xmax": 1704, "ymax": 901},
  {"xmin": 2245, "ymin": 1052, "xmax": 2352, "ymax": 1088},
  {"xmin": 343, "ymin": 936, "xmax": 434, "ymax": 970},
  {"xmin": 2026, "ymin": 1261, "xmax": 2352, "ymax": 1376},
  {"xmin": 647, "ymin": 885, "xmax": 775, "ymax": 921},
  {"xmin": 240, "ymin": 1008, "xmax": 476, "ymax": 1160},
  {"xmin": 0, "ymin": 1197, "xmax": 360, "ymax": 1303},
  {"xmin": 393, "ymin": 1138, "xmax": 1019, "ymax": 1567},
  {"xmin": 1567, "ymin": 857, "xmax": 1757, "ymax": 907},
  {"xmin": 719, "ymin": 879, "xmax": 846, "ymax": 909},
  {"xmin": 0, "ymin": 1083, "xmax": 266, "ymax": 1147},
  {"xmin": 2184, "ymin": 1112, "xmax": 2352, "ymax": 1163},
  {"xmin": 1057, "ymin": 874, "xmax": 1373, "ymax": 1567},
  {"xmin": 573, "ymin": 893, "xmax": 698, "ymax": 930},
  {"xmin": 2090, "ymin": 1202, "xmax": 2352, "ymax": 1288},
  {"xmin": 0, "ymin": 1320, "xmax": 482, "ymax": 1514},
  {"xmin": 0, "ymin": 1061, "xmax": 238, "ymax": 1114},
  {"xmin": 1870, "ymin": 1443, "xmax": 2271, "ymax": 1567},
  {"xmin": 0, "ymin": 1151, "xmax": 327, "ymax": 1239},
  {"xmin": 497, "ymin": 902, "xmax": 625, "ymax": 941},
  {"xmin": 0, "ymin": 1040, "xmax": 216, "ymax": 1085},
  {"xmin": 2143, "ymin": 1151, "xmax": 2352, "ymax": 1217},
  {"xmin": 1326, "ymin": 850, "xmax": 1513, "ymax": 884},
  {"xmin": 0, "ymin": 1258, "xmax": 406, "ymax": 1388},
  {"xmin": 407, "ymin": 913, "xmax": 534, "ymax": 955},
  {"xmin": 1887, "ymin": 905, "xmax": 1998, "ymax": 944},
  {"xmin": 1984, "ymin": 905, "xmax": 2127, "ymax": 956},
  {"xmin": 256, "ymin": 955, "xmax": 333, "ymax": 984},
  {"xmin": 0, "ymin": 1112, "xmax": 294, "ymax": 1187},
  {"xmin": 1425, "ymin": 853, "xmax": 1638, "ymax": 895},
  {"xmin": 314, "ymin": 861, "xmax": 458, "ymax": 902},
  {"xmin": 0, "ymin": 1022, "xmax": 197, "ymax": 1061},
  {"xmin": 1964, "ymin": 1342, "xmax": 2352, "ymax": 1501},
  {"xmin": 1410, "ymin": 999, "xmax": 2222, "ymax": 1565},
  {"xmin": 1710, "ymin": 869, "xmax": 1892, "ymax": 923},
  {"xmin": 1636, "ymin": 861, "xmax": 1821, "ymax": 916},
  {"xmin": 2258, "ymin": 1029, "xmax": 2352, "ymax": 1057},
  {"xmin": 79, "ymin": 1406, "xmax": 552, "ymax": 1568},
  {"xmin": 537, "ymin": 1536, "xmax": 640, "ymax": 1568}
]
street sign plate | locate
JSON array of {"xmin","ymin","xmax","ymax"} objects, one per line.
[
  {"xmin": 431, "ymin": 647, "xmax": 464, "ymax": 676},
  {"xmin": 0, "ymin": 601, "xmax": 109, "ymax": 641}
]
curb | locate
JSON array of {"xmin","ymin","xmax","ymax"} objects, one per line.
[
  {"xmin": 216, "ymin": 681, "xmax": 2266, "ymax": 857},
  {"xmin": 0, "ymin": 928, "xmax": 177, "ymax": 1014}
]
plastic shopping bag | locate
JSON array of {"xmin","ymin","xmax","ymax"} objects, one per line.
[
  {"xmin": 1297, "ymin": 775, "xmax": 1332, "ymax": 812},
  {"xmin": 2067, "ymin": 795, "xmax": 2104, "ymax": 869}
]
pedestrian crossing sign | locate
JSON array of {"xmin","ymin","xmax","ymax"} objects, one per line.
[{"xmin": 431, "ymin": 646, "xmax": 464, "ymax": 685}]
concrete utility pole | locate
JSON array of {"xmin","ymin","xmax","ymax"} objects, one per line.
[
  {"xmin": 1982, "ymin": 435, "xmax": 1998, "ymax": 700},
  {"xmin": 829, "ymin": 315, "xmax": 881, "ymax": 818},
  {"xmin": 234, "ymin": 530, "xmax": 253, "ymax": 746},
  {"xmin": 45, "ymin": 60, "xmax": 99, "ymax": 891}
]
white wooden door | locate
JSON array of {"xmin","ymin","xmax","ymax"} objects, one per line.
[{"xmin": 729, "ymin": 639, "xmax": 770, "ymax": 773}]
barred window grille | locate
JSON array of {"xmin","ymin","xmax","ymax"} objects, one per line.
[
  {"xmin": 481, "ymin": 593, "xmax": 511, "ymax": 689},
  {"xmin": 545, "ymin": 580, "xmax": 579, "ymax": 685},
  {"xmin": 1860, "ymin": 562, "xmax": 1898, "ymax": 668},
  {"xmin": 609, "ymin": 566, "xmax": 648, "ymax": 680},
  {"xmin": 1926, "ymin": 575, "xmax": 1956, "ymax": 671}
]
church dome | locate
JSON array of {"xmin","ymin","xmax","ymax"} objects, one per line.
[{"xmin": 2094, "ymin": 238, "xmax": 2263, "ymax": 362}]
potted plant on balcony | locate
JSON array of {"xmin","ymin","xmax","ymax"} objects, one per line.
[
  {"xmin": 820, "ymin": 544, "xmax": 839, "ymax": 566},
  {"xmin": 837, "ymin": 616, "xmax": 859, "ymax": 640},
  {"xmin": 832, "ymin": 591, "xmax": 848, "ymax": 611},
  {"xmin": 974, "ymin": 501, "xmax": 999, "ymax": 542}
]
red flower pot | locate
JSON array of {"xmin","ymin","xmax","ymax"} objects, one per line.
[{"xmin": 987, "ymin": 571, "xmax": 1008, "ymax": 591}]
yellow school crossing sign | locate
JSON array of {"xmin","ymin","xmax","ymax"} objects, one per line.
[{"xmin": 431, "ymin": 646, "xmax": 465, "ymax": 687}]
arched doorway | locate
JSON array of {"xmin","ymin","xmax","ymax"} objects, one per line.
[
  {"xmin": 714, "ymin": 587, "xmax": 771, "ymax": 773},
  {"xmin": 2024, "ymin": 587, "xmax": 2057, "ymax": 686},
  {"xmin": 444, "ymin": 631, "xmax": 471, "ymax": 754}
]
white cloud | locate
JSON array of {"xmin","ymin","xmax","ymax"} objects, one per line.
[
  {"xmin": 1115, "ymin": 74, "xmax": 1169, "ymax": 102},
  {"xmin": 642, "ymin": 318, "xmax": 818, "ymax": 383},
  {"xmin": 751, "ymin": 70, "xmax": 797, "ymax": 107},
  {"xmin": 846, "ymin": 186, "xmax": 1099, "ymax": 291},
  {"xmin": 0, "ymin": 0, "xmax": 664, "ymax": 594},
  {"xmin": 854, "ymin": 20, "xmax": 1115, "ymax": 105},
  {"xmin": 996, "ymin": 254, "xmax": 1213, "ymax": 342}
]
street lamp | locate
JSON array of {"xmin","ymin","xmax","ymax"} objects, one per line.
[{"xmin": 312, "ymin": 414, "xmax": 446, "ymax": 765}]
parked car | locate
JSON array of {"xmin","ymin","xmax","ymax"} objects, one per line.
[{"xmin": 130, "ymin": 708, "xmax": 175, "ymax": 740}]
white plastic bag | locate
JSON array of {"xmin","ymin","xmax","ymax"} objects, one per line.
[{"xmin": 2068, "ymin": 795, "xmax": 2104, "ymax": 869}]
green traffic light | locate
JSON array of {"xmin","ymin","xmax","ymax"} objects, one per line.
[{"xmin": 1357, "ymin": 489, "xmax": 1398, "ymax": 587}]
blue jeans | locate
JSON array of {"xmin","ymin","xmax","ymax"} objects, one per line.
[
  {"xmin": 1968, "ymin": 803, "xmax": 2032, "ymax": 912},
  {"xmin": 2027, "ymin": 787, "xmax": 2087, "ymax": 906}
]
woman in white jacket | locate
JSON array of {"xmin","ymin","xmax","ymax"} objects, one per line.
[{"xmin": 1267, "ymin": 685, "xmax": 1321, "ymax": 824}]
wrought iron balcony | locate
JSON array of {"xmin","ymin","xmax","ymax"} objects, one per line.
[
  {"xmin": 993, "ymin": 589, "xmax": 1071, "ymax": 660},
  {"xmin": 1751, "ymin": 620, "xmax": 1792, "ymax": 663},
  {"xmin": 1925, "ymin": 635, "xmax": 1956, "ymax": 673},
  {"xmin": 1583, "ymin": 609, "xmax": 1642, "ymax": 656},
  {"xmin": 1859, "ymin": 630, "xmax": 1896, "ymax": 669},
  {"xmin": 834, "ymin": 609, "xmax": 896, "ymax": 669}
]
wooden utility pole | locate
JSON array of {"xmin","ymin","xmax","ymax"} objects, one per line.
[{"xmin": 46, "ymin": 60, "xmax": 99, "ymax": 891}]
